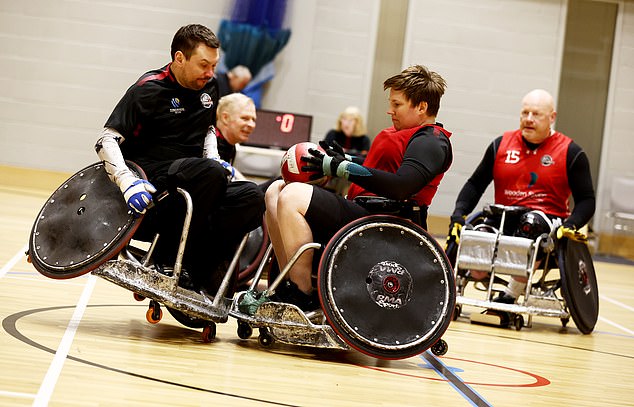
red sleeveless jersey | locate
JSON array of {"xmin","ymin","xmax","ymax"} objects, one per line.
[
  {"xmin": 347, "ymin": 124, "xmax": 451, "ymax": 206},
  {"xmin": 493, "ymin": 129, "xmax": 572, "ymax": 217}
]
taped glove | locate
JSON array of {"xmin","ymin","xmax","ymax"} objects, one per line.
[
  {"xmin": 120, "ymin": 176, "xmax": 156, "ymax": 216},
  {"xmin": 445, "ymin": 215, "xmax": 466, "ymax": 247},
  {"xmin": 556, "ymin": 225, "xmax": 588, "ymax": 243}
]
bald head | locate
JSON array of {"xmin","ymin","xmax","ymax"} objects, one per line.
[
  {"xmin": 519, "ymin": 89, "xmax": 557, "ymax": 144},
  {"xmin": 522, "ymin": 89, "xmax": 555, "ymax": 111}
]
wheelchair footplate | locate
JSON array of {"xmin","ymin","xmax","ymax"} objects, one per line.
[
  {"xmin": 230, "ymin": 291, "xmax": 348, "ymax": 350},
  {"xmin": 93, "ymin": 259, "xmax": 231, "ymax": 323},
  {"xmin": 461, "ymin": 295, "xmax": 569, "ymax": 328}
]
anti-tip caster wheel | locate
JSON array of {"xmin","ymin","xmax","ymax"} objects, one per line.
[
  {"xmin": 237, "ymin": 321, "xmax": 253, "ymax": 339},
  {"xmin": 560, "ymin": 316, "xmax": 570, "ymax": 328},
  {"xmin": 258, "ymin": 328, "xmax": 274, "ymax": 347},
  {"xmin": 146, "ymin": 301, "xmax": 162, "ymax": 324},
  {"xmin": 430, "ymin": 339, "xmax": 448, "ymax": 356},
  {"xmin": 202, "ymin": 323, "xmax": 216, "ymax": 343}
]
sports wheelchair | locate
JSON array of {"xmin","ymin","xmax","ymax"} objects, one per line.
[
  {"xmin": 229, "ymin": 197, "xmax": 456, "ymax": 359},
  {"xmin": 26, "ymin": 161, "xmax": 265, "ymax": 342},
  {"xmin": 445, "ymin": 204, "xmax": 599, "ymax": 333}
]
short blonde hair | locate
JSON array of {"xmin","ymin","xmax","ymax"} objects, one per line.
[
  {"xmin": 217, "ymin": 93, "xmax": 255, "ymax": 118},
  {"xmin": 335, "ymin": 106, "xmax": 366, "ymax": 137}
]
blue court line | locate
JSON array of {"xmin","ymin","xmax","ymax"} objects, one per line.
[{"xmin": 422, "ymin": 351, "xmax": 492, "ymax": 407}]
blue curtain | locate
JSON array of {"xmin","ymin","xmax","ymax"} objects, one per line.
[
  {"xmin": 218, "ymin": 0, "xmax": 291, "ymax": 106},
  {"xmin": 218, "ymin": 0, "xmax": 291, "ymax": 77}
]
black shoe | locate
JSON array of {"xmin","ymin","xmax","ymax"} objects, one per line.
[
  {"xmin": 493, "ymin": 292, "xmax": 517, "ymax": 304},
  {"xmin": 269, "ymin": 280, "xmax": 319, "ymax": 312}
]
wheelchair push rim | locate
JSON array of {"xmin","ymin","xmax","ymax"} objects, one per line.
[{"xmin": 318, "ymin": 215, "xmax": 455, "ymax": 360}]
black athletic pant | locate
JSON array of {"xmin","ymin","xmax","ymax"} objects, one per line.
[{"xmin": 139, "ymin": 157, "xmax": 265, "ymax": 290}]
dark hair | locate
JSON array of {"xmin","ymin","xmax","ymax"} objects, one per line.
[
  {"xmin": 383, "ymin": 65, "xmax": 447, "ymax": 116},
  {"xmin": 170, "ymin": 24, "xmax": 220, "ymax": 60}
]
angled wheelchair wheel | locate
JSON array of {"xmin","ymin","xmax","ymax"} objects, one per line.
[
  {"xmin": 318, "ymin": 215, "xmax": 455, "ymax": 360},
  {"xmin": 557, "ymin": 238, "xmax": 599, "ymax": 334},
  {"xmin": 166, "ymin": 307, "xmax": 208, "ymax": 329},
  {"xmin": 28, "ymin": 161, "xmax": 145, "ymax": 279}
]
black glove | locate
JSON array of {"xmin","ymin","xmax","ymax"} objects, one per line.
[
  {"xmin": 301, "ymin": 144, "xmax": 349, "ymax": 179},
  {"xmin": 320, "ymin": 140, "xmax": 354, "ymax": 160},
  {"xmin": 445, "ymin": 214, "xmax": 466, "ymax": 247}
]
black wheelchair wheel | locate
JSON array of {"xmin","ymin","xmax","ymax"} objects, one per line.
[
  {"xmin": 318, "ymin": 215, "xmax": 455, "ymax": 360},
  {"xmin": 557, "ymin": 238, "xmax": 599, "ymax": 334},
  {"xmin": 28, "ymin": 161, "xmax": 145, "ymax": 279},
  {"xmin": 166, "ymin": 307, "xmax": 208, "ymax": 329}
]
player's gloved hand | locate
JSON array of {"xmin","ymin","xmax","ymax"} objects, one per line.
[
  {"xmin": 445, "ymin": 214, "xmax": 466, "ymax": 247},
  {"xmin": 120, "ymin": 176, "xmax": 156, "ymax": 216},
  {"xmin": 302, "ymin": 142, "xmax": 370, "ymax": 180},
  {"xmin": 556, "ymin": 225, "xmax": 588, "ymax": 243},
  {"xmin": 320, "ymin": 140, "xmax": 354, "ymax": 161}
]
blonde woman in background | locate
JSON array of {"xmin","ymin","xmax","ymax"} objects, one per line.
[
  {"xmin": 324, "ymin": 106, "xmax": 370, "ymax": 162},
  {"xmin": 322, "ymin": 106, "xmax": 371, "ymax": 195}
]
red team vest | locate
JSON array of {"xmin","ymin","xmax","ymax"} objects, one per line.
[
  {"xmin": 347, "ymin": 124, "xmax": 451, "ymax": 206},
  {"xmin": 493, "ymin": 130, "xmax": 572, "ymax": 218}
]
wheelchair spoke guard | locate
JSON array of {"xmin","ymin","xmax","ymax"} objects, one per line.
[
  {"xmin": 557, "ymin": 238, "xmax": 599, "ymax": 334},
  {"xmin": 28, "ymin": 162, "xmax": 144, "ymax": 279},
  {"xmin": 318, "ymin": 215, "xmax": 455, "ymax": 359}
]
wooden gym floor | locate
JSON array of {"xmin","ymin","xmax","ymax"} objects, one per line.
[{"xmin": 1, "ymin": 166, "xmax": 633, "ymax": 406}]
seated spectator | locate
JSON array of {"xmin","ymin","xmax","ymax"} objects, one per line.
[
  {"xmin": 324, "ymin": 106, "xmax": 370, "ymax": 162},
  {"xmin": 216, "ymin": 65, "xmax": 252, "ymax": 98}
]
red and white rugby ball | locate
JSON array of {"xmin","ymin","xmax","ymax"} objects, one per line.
[{"xmin": 280, "ymin": 142, "xmax": 328, "ymax": 185}]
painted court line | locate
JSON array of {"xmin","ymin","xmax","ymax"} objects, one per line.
[
  {"xmin": 422, "ymin": 351, "xmax": 492, "ymax": 407},
  {"xmin": 33, "ymin": 274, "xmax": 97, "ymax": 407},
  {"xmin": 600, "ymin": 294, "xmax": 634, "ymax": 313},
  {"xmin": 0, "ymin": 245, "xmax": 28, "ymax": 279},
  {"xmin": 598, "ymin": 316, "xmax": 634, "ymax": 336}
]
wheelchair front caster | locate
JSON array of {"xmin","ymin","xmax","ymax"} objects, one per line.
[
  {"xmin": 513, "ymin": 314, "xmax": 524, "ymax": 331},
  {"xmin": 560, "ymin": 316, "xmax": 570, "ymax": 328},
  {"xmin": 258, "ymin": 328, "xmax": 274, "ymax": 347},
  {"xmin": 237, "ymin": 321, "xmax": 253, "ymax": 339},
  {"xmin": 202, "ymin": 323, "xmax": 216, "ymax": 343},
  {"xmin": 431, "ymin": 339, "xmax": 448, "ymax": 356},
  {"xmin": 146, "ymin": 300, "xmax": 162, "ymax": 324}
]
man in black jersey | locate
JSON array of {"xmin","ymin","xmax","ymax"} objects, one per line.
[
  {"xmin": 95, "ymin": 24, "xmax": 265, "ymax": 294},
  {"xmin": 447, "ymin": 89, "xmax": 595, "ymax": 304},
  {"xmin": 264, "ymin": 65, "xmax": 453, "ymax": 311}
]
